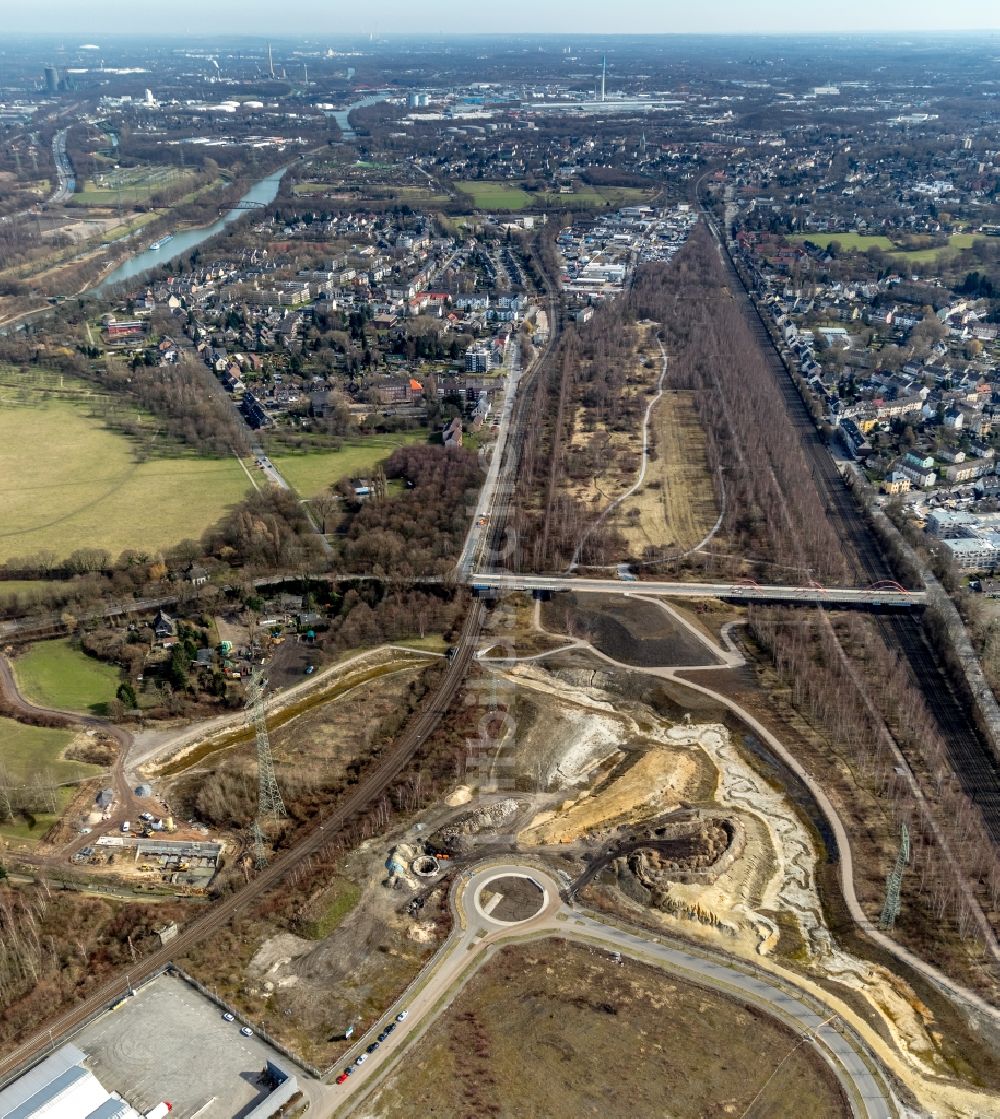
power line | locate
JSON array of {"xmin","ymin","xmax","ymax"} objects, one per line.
[{"xmin": 244, "ymin": 667, "xmax": 286, "ymax": 868}]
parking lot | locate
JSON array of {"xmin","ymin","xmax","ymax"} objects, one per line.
[{"xmin": 73, "ymin": 972, "xmax": 296, "ymax": 1118}]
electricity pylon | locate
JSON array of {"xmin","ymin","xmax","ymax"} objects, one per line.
[
  {"xmin": 879, "ymin": 822, "xmax": 910, "ymax": 931},
  {"xmin": 245, "ymin": 668, "xmax": 286, "ymax": 867}
]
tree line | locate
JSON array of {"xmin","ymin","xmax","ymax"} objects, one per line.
[{"xmin": 750, "ymin": 606, "xmax": 1000, "ymax": 973}]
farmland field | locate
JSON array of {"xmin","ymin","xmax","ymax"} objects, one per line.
[
  {"xmin": 270, "ymin": 432, "xmax": 427, "ymax": 497},
  {"xmin": 13, "ymin": 639, "xmax": 121, "ymax": 715},
  {"xmin": 0, "ymin": 400, "xmax": 251, "ymax": 564}
]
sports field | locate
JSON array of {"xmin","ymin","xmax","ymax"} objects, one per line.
[
  {"xmin": 13, "ymin": 639, "xmax": 121, "ymax": 714},
  {"xmin": 0, "ymin": 400, "xmax": 251, "ymax": 564},
  {"xmin": 271, "ymin": 432, "xmax": 427, "ymax": 497},
  {"xmin": 456, "ymin": 181, "xmax": 534, "ymax": 210}
]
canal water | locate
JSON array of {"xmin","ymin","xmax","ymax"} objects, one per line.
[
  {"xmin": 93, "ymin": 94, "xmax": 390, "ymax": 293},
  {"xmin": 94, "ymin": 164, "xmax": 290, "ymax": 292}
]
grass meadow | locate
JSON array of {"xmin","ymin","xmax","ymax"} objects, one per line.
[
  {"xmin": 13, "ymin": 639, "xmax": 121, "ymax": 714},
  {"xmin": 0, "ymin": 398, "xmax": 250, "ymax": 565}
]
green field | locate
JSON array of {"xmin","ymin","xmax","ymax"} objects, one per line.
[
  {"xmin": 788, "ymin": 232, "xmax": 896, "ymax": 252},
  {"xmin": 0, "ymin": 400, "xmax": 251, "ymax": 564},
  {"xmin": 13, "ymin": 639, "xmax": 121, "ymax": 715},
  {"xmin": 457, "ymin": 180, "xmax": 652, "ymax": 211},
  {"xmin": 303, "ymin": 878, "xmax": 362, "ymax": 939},
  {"xmin": 295, "ymin": 180, "xmax": 450, "ymax": 205},
  {"xmin": 0, "ymin": 717, "xmax": 94, "ymax": 783},
  {"xmin": 271, "ymin": 432, "xmax": 427, "ymax": 497},
  {"xmin": 567, "ymin": 185, "xmax": 653, "ymax": 207},
  {"xmin": 788, "ymin": 230, "xmax": 986, "ymax": 263},
  {"xmin": 0, "ymin": 715, "xmax": 97, "ymax": 843},
  {"xmin": 456, "ymin": 181, "xmax": 534, "ymax": 210},
  {"xmin": 69, "ymin": 167, "xmax": 194, "ymax": 207}
]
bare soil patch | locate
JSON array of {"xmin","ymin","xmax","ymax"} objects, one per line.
[
  {"xmin": 365, "ymin": 938, "xmax": 850, "ymax": 1119},
  {"xmin": 543, "ymin": 593, "xmax": 720, "ymax": 667},
  {"xmin": 480, "ymin": 874, "xmax": 545, "ymax": 922}
]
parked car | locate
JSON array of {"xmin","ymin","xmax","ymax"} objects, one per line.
[
  {"xmin": 222, "ymin": 1013, "xmax": 235, "ymax": 1022},
  {"xmin": 355, "ymin": 1054, "xmax": 368, "ymax": 1066},
  {"xmin": 336, "ymin": 1073, "xmax": 349, "ymax": 1085},
  {"xmin": 240, "ymin": 1026, "xmax": 253, "ymax": 1037},
  {"xmin": 366, "ymin": 1042, "xmax": 380, "ymax": 1054},
  {"xmin": 396, "ymin": 1010, "xmax": 408, "ymax": 1022}
]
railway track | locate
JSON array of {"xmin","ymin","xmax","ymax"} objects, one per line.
[
  {"xmin": 0, "ymin": 600, "xmax": 485, "ymax": 1087},
  {"xmin": 707, "ymin": 206, "xmax": 1000, "ymax": 841},
  {"xmin": 481, "ymin": 232, "xmax": 562, "ymax": 572}
]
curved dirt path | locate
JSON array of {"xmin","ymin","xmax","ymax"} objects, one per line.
[
  {"xmin": 508, "ymin": 596, "xmax": 1000, "ymax": 1029},
  {"xmin": 569, "ymin": 334, "xmax": 669, "ymax": 570}
]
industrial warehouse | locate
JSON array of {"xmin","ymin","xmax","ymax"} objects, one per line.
[
  {"xmin": 0, "ymin": 974, "xmax": 299, "ymax": 1119},
  {"xmin": 0, "ymin": 1043, "xmax": 165, "ymax": 1119}
]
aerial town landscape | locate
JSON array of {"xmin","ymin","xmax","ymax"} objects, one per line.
[{"xmin": 3, "ymin": 10, "xmax": 1000, "ymax": 1119}]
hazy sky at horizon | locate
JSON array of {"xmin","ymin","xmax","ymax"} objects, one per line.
[{"xmin": 5, "ymin": 1, "xmax": 1000, "ymax": 37}]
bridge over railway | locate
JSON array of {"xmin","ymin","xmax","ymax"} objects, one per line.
[{"xmin": 467, "ymin": 573, "xmax": 925, "ymax": 608}]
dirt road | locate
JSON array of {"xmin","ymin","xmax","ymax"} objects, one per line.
[{"xmin": 0, "ymin": 652, "xmax": 140, "ymax": 845}]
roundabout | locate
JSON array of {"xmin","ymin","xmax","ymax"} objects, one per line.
[{"xmin": 472, "ymin": 872, "xmax": 547, "ymax": 925}]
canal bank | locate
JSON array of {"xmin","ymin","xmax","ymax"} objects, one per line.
[{"xmin": 94, "ymin": 163, "xmax": 292, "ymax": 292}]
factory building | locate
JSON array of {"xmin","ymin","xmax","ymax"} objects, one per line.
[{"xmin": 0, "ymin": 1044, "xmax": 148, "ymax": 1119}]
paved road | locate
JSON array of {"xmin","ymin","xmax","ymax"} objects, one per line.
[
  {"xmin": 327, "ymin": 862, "xmax": 896, "ymax": 1119},
  {"xmin": 468, "ymin": 572, "xmax": 926, "ymax": 607},
  {"xmin": 49, "ymin": 129, "xmax": 73, "ymax": 204}
]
